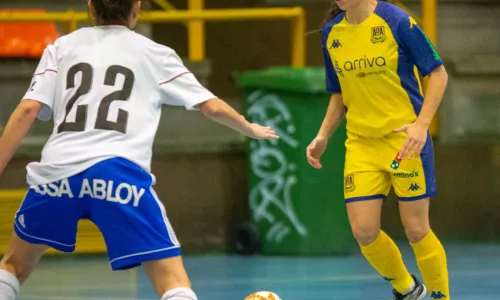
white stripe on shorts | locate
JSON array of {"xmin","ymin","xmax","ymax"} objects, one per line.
[{"xmin": 149, "ymin": 185, "xmax": 180, "ymax": 247}]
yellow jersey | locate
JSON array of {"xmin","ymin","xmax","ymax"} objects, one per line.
[{"xmin": 322, "ymin": 1, "xmax": 443, "ymax": 138}]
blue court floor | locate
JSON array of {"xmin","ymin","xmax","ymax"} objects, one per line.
[{"xmin": 18, "ymin": 242, "xmax": 500, "ymax": 300}]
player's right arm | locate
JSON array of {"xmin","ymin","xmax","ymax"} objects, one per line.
[
  {"xmin": 0, "ymin": 44, "xmax": 57, "ymax": 175},
  {"xmin": 307, "ymin": 93, "xmax": 345, "ymax": 169},
  {"xmin": 0, "ymin": 100, "xmax": 44, "ymax": 175},
  {"xmin": 196, "ymin": 99, "xmax": 278, "ymax": 140},
  {"xmin": 307, "ymin": 28, "xmax": 344, "ymax": 169},
  {"xmin": 158, "ymin": 50, "xmax": 278, "ymax": 140}
]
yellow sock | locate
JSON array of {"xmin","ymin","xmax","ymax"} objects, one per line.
[
  {"xmin": 411, "ymin": 231, "xmax": 450, "ymax": 299},
  {"xmin": 360, "ymin": 231, "xmax": 414, "ymax": 294}
]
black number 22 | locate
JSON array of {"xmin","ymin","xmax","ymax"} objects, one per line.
[{"xmin": 58, "ymin": 63, "xmax": 135, "ymax": 134}]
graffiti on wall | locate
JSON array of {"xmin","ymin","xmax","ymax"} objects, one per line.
[{"xmin": 247, "ymin": 90, "xmax": 308, "ymax": 244}]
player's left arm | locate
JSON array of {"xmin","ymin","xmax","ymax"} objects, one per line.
[{"xmin": 394, "ymin": 15, "xmax": 448, "ymax": 160}]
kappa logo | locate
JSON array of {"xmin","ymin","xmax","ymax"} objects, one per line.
[
  {"xmin": 330, "ymin": 39, "xmax": 342, "ymax": 49},
  {"xmin": 431, "ymin": 291, "xmax": 447, "ymax": 299},
  {"xmin": 408, "ymin": 183, "xmax": 421, "ymax": 192},
  {"xmin": 371, "ymin": 26, "xmax": 386, "ymax": 43}
]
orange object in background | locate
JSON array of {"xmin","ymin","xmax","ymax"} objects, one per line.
[{"xmin": 0, "ymin": 9, "xmax": 60, "ymax": 58}]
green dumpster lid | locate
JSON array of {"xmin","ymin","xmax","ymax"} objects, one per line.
[{"xmin": 234, "ymin": 66, "xmax": 327, "ymax": 94}]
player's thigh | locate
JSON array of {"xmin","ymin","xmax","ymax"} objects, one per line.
[
  {"xmin": 142, "ymin": 256, "xmax": 191, "ymax": 297},
  {"xmin": 0, "ymin": 232, "xmax": 48, "ymax": 284},
  {"xmin": 344, "ymin": 171, "xmax": 389, "ymax": 245},
  {"xmin": 87, "ymin": 158, "xmax": 181, "ymax": 271}
]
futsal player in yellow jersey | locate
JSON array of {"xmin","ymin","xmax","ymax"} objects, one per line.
[{"xmin": 307, "ymin": 0, "xmax": 450, "ymax": 299}]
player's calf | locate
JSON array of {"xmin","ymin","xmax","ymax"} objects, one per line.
[
  {"xmin": 143, "ymin": 257, "xmax": 197, "ymax": 300},
  {"xmin": 0, "ymin": 233, "xmax": 48, "ymax": 299}
]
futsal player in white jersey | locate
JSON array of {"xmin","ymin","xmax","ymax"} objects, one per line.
[{"xmin": 0, "ymin": 1, "xmax": 279, "ymax": 299}]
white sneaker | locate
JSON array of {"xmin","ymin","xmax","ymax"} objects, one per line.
[{"xmin": 392, "ymin": 275, "xmax": 427, "ymax": 300}]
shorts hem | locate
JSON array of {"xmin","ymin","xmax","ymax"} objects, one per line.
[
  {"xmin": 110, "ymin": 246, "xmax": 181, "ymax": 271},
  {"xmin": 345, "ymin": 194, "xmax": 386, "ymax": 203},
  {"xmin": 14, "ymin": 223, "xmax": 75, "ymax": 253},
  {"xmin": 398, "ymin": 192, "xmax": 436, "ymax": 202}
]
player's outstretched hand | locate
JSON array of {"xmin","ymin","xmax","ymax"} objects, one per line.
[
  {"xmin": 247, "ymin": 123, "xmax": 280, "ymax": 140},
  {"xmin": 306, "ymin": 135, "xmax": 328, "ymax": 169}
]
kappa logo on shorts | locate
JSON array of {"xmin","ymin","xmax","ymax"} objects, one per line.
[
  {"xmin": 344, "ymin": 174, "xmax": 356, "ymax": 193},
  {"xmin": 408, "ymin": 183, "xmax": 421, "ymax": 192}
]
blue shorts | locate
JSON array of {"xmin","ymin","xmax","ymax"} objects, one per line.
[{"xmin": 14, "ymin": 158, "xmax": 181, "ymax": 270}]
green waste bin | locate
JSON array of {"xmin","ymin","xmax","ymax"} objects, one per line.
[{"xmin": 234, "ymin": 66, "xmax": 355, "ymax": 256}]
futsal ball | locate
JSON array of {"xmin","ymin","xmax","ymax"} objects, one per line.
[{"xmin": 244, "ymin": 291, "xmax": 282, "ymax": 300}]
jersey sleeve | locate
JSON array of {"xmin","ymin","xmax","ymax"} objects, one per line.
[
  {"xmin": 22, "ymin": 43, "xmax": 58, "ymax": 121},
  {"xmin": 158, "ymin": 51, "xmax": 216, "ymax": 110},
  {"xmin": 397, "ymin": 16, "xmax": 443, "ymax": 77},
  {"xmin": 322, "ymin": 28, "xmax": 342, "ymax": 94}
]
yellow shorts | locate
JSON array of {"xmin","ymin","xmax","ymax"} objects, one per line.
[{"xmin": 343, "ymin": 131, "xmax": 436, "ymax": 203}]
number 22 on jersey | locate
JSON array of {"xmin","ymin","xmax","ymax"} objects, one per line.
[{"xmin": 58, "ymin": 63, "xmax": 135, "ymax": 134}]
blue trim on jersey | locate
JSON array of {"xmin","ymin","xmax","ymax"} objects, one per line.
[
  {"xmin": 322, "ymin": 13, "xmax": 344, "ymax": 94},
  {"xmin": 345, "ymin": 194, "xmax": 386, "ymax": 203},
  {"xmin": 374, "ymin": 2, "xmax": 444, "ymax": 117}
]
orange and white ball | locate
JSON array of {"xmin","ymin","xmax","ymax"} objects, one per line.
[{"xmin": 244, "ymin": 291, "xmax": 282, "ymax": 300}]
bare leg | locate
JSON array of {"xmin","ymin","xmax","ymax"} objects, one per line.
[
  {"xmin": 142, "ymin": 256, "xmax": 197, "ymax": 300},
  {"xmin": 0, "ymin": 232, "xmax": 48, "ymax": 299}
]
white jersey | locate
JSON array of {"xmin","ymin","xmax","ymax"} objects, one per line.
[{"xmin": 22, "ymin": 25, "xmax": 216, "ymax": 185}]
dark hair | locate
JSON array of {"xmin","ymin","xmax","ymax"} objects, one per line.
[
  {"xmin": 317, "ymin": 0, "xmax": 389, "ymax": 33},
  {"xmin": 90, "ymin": 0, "xmax": 142, "ymax": 25}
]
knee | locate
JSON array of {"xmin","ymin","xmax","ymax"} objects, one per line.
[
  {"xmin": 350, "ymin": 221, "xmax": 380, "ymax": 246},
  {"xmin": 403, "ymin": 220, "xmax": 430, "ymax": 243}
]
